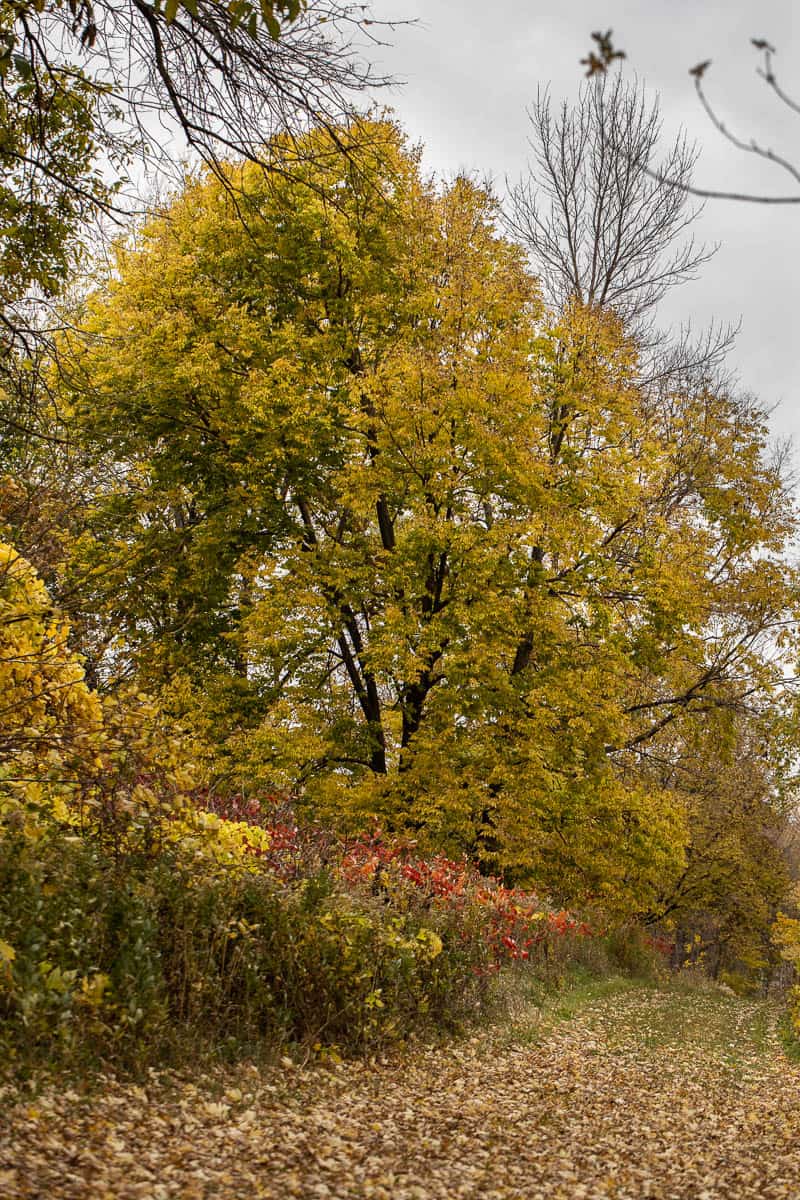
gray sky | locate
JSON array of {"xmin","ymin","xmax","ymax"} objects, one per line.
[{"xmin": 365, "ymin": 0, "xmax": 800, "ymax": 454}]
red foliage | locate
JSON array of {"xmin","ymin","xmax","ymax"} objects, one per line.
[
  {"xmin": 644, "ymin": 932, "xmax": 675, "ymax": 959},
  {"xmin": 194, "ymin": 790, "xmax": 594, "ymax": 966}
]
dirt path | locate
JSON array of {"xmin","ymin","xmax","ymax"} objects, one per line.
[{"xmin": 3, "ymin": 982, "xmax": 800, "ymax": 1199}]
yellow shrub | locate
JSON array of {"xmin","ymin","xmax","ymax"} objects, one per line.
[
  {"xmin": 0, "ymin": 541, "xmax": 102, "ymax": 830},
  {"xmin": 772, "ymin": 902, "xmax": 800, "ymax": 1036},
  {"xmin": 165, "ymin": 808, "xmax": 270, "ymax": 871}
]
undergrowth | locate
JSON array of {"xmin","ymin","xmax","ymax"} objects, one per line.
[
  {"xmin": 0, "ymin": 786, "xmax": 681, "ymax": 1081},
  {"xmin": 0, "ymin": 794, "xmax": 614, "ymax": 1080},
  {"xmin": 0, "ymin": 826, "xmax": 494, "ymax": 1079}
]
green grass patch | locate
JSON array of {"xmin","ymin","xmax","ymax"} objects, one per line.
[
  {"xmin": 495, "ymin": 968, "xmax": 643, "ymax": 1048},
  {"xmin": 495, "ymin": 958, "xmax": 785, "ymax": 1079},
  {"xmin": 777, "ymin": 1013, "xmax": 800, "ymax": 1062},
  {"xmin": 561, "ymin": 979, "xmax": 783, "ymax": 1073}
]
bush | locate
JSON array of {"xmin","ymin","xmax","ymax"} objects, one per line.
[
  {"xmin": 0, "ymin": 823, "xmax": 493, "ymax": 1075},
  {"xmin": 1, "ymin": 785, "xmax": 612, "ymax": 1077},
  {"xmin": 772, "ymin": 903, "xmax": 800, "ymax": 1042},
  {"xmin": 199, "ymin": 792, "xmax": 596, "ymax": 969},
  {"xmin": 602, "ymin": 925, "xmax": 667, "ymax": 981}
]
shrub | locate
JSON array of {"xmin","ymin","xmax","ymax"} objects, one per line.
[
  {"xmin": 772, "ymin": 904, "xmax": 800, "ymax": 1041},
  {"xmin": 199, "ymin": 791, "xmax": 595, "ymax": 971},
  {"xmin": 0, "ymin": 821, "xmax": 493, "ymax": 1074},
  {"xmin": 0, "ymin": 784, "xmax": 604, "ymax": 1076},
  {"xmin": 602, "ymin": 925, "xmax": 668, "ymax": 981}
]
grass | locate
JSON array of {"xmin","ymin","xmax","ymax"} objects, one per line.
[
  {"xmin": 598, "ymin": 980, "xmax": 780, "ymax": 1066},
  {"xmin": 548, "ymin": 971, "xmax": 642, "ymax": 1019},
  {"xmin": 494, "ymin": 965, "xmax": 644, "ymax": 1048},
  {"xmin": 776, "ymin": 1013, "xmax": 800, "ymax": 1062},
  {"xmin": 495, "ymin": 963, "xmax": 786, "ymax": 1078}
]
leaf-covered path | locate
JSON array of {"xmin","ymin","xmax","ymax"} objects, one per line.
[{"xmin": 3, "ymin": 982, "xmax": 800, "ymax": 1199}]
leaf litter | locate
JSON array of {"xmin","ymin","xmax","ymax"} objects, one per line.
[{"xmin": 2, "ymin": 985, "xmax": 800, "ymax": 1199}]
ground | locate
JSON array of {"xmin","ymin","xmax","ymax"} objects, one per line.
[{"xmin": 2, "ymin": 979, "xmax": 800, "ymax": 1199}]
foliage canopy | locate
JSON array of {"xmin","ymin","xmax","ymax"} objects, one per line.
[{"xmin": 50, "ymin": 118, "xmax": 798, "ymax": 918}]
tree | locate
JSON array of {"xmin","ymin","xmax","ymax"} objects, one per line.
[
  {"xmin": 2, "ymin": 0, "xmax": 386, "ymax": 175},
  {"xmin": 505, "ymin": 76, "xmax": 739, "ymax": 496},
  {"xmin": 0, "ymin": 538, "xmax": 102, "ymax": 811},
  {"xmin": 639, "ymin": 710, "xmax": 792, "ymax": 978},
  {"xmin": 51, "ymin": 118, "xmax": 798, "ymax": 916},
  {"xmin": 506, "ymin": 76, "xmax": 712, "ymax": 328},
  {"xmin": 0, "ymin": 397, "xmax": 118, "ymax": 685},
  {"xmin": 0, "ymin": 39, "xmax": 117, "ymax": 353},
  {"xmin": 503, "ymin": 75, "xmax": 799, "ymax": 928},
  {"xmin": 0, "ymin": 0, "xmax": 390, "ymax": 354}
]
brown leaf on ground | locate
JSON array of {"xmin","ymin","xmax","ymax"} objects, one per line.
[{"xmin": 2, "ymin": 986, "xmax": 800, "ymax": 1199}]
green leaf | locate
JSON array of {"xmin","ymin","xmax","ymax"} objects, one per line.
[
  {"xmin": 227, "ymin": 0, "xmax": 247, "ymax": 31},
  {"xmin": 260, "ymin": 1, "xmax": 281, "ymax": 38},
  {"xmin": 12, "ymin": 54, "xmax": 32, "ymax": 80},
  {"xmin": 164, "ymin": 0, "xmax": 179, "ymax": 23}
]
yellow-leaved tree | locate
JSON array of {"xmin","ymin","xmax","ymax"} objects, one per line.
[
  {"xmin": 0, "ymin": 539, "xmax": 102, "ymax": 822},
  {"xmin": 53, "ymin": 117, "xmax": 798, "ymax": 917},
  {"xmin": 0, "ymin": 538, "xmax": 272, "ymax": 871}
]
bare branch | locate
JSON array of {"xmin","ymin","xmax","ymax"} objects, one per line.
[
  {"xmin": 507, "ymin": 76, "xmax": 713, "ymax": 325},
  {"xmin": 583, "ymin": 31, "xmax": 800, "ymax": 204}
]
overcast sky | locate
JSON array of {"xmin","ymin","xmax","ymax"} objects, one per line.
[{"xmin": 364, "ymin": 0, "xmax": 799, "ymax": 457}]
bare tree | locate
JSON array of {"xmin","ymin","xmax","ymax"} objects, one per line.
[{"xmin": 507, "ymin": 75, "xmax": 714, "ymax": 326}]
